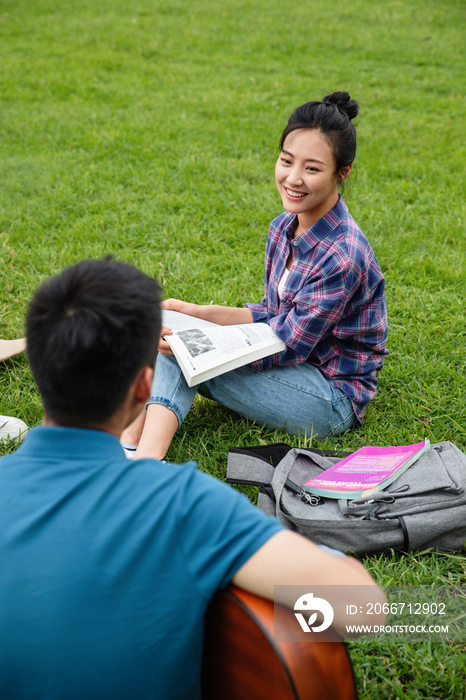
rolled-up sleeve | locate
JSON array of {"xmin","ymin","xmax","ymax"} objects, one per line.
[{"xmin": 245, "ymin": 300, "xmax": 269, "ymax": 324}]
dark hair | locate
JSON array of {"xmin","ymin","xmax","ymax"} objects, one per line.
[
  {"xmin": 26, "ymin": 258, "xmax": 162, "ymax": 426},
  {"xmin": 280, "ymin": 91, "xmax": 359, "ymax": 179}
]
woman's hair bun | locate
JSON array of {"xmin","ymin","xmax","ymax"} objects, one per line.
[{"xmin": 322, "ymin": 91, "xmax": 359, "ymax": 120}]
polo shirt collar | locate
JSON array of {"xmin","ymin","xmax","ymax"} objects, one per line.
[
  {"xmin": 15, "ymin": 426, "xmax": 124, "ymax": 460},
  {"xmin": 286, "ymin": 196, "xmax": 346, "ymax": 254}
]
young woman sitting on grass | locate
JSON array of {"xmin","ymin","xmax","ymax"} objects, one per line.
[{"xmin": 122, "ymin": 91, "xmax": 388, "ymax": 460}]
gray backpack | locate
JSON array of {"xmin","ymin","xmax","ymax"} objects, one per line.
[{"xmin": 226, "ymin": 441, "xmax": 466, "ymax": 553}]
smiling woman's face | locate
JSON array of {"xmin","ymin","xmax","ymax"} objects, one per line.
[{"xmin": 275, "ymin": 128, "xmax": 350, "ymax": 232}]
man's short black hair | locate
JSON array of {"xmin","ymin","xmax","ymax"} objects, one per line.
[{"xmin": 26, "ymin": 258, "xmax": 162, "ymax": 425}]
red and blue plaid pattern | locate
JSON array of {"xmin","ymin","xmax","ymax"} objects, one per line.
[{"xmin": 245, "ymin": 197, "xmax": 388, "ymax": 422}]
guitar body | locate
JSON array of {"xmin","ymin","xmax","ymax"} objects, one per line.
[{"xmin": 202, "ymin": 586, "xmax": 357, "ymax": 700}]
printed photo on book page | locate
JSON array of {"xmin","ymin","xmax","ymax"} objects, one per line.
[{"xmin": 170, "ymin": 322, "xmax": 281, "ymax": 372}]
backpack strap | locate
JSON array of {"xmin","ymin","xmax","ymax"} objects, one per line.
[
  {"xmin": 397, "ymin": 516, "xmax": 410, "ymax": 552},
  {"xmin": 227, "ymin": 443, "xmax": 352, "ymax": 488},
  {"xmin": 226, "ymin": 444, "xmax": 290, "ymax": 487}
]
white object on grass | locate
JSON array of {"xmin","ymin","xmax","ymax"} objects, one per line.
[{"xmin": 0, "ymin": 416, "xmax": 28, "ymax": 443}]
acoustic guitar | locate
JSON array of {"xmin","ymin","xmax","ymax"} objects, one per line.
[{"xmin": 202, "ymin": 586, "xmax": 357, "ymax": 700}]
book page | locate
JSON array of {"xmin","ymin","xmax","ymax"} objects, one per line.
[
  {"xmin": 171, "ymin": 323, "xmax": 278, "ymax": 371},
  {"xmin": 162, "ymin": 309, "xmax": 218, "ymax": 331}
]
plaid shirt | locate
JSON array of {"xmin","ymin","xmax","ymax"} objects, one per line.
[{"xmin": 245, "ymin": 197, "xmax": 388, "ymax": 421}]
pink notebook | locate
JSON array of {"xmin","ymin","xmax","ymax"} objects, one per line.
[{"xmin": 303, "ymin": 440, "xmax": 430, "ymax": 499}]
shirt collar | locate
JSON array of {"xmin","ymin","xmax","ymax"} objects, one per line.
[
  {"xmin": 14, "ymin": 425, "xmax": 125, "ymax": 460},
  {"xmin": 285, "ymin": 196, "xmax": 347, "ymax": 254}
]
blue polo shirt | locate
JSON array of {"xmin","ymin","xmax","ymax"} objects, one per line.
[{"xmin": 0, "ymin": 427, "xmax": 282, "ymax": 699}]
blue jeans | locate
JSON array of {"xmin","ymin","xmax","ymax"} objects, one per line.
[{"xmin": 148, "ymin": 354, "xmax": 356, "ymax": 439}]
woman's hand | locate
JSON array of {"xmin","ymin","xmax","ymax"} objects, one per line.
[
  {"xmin": 159, "ymin": 299, "xmax": 200, "ymax": 355},
  {"xmin": 161, "ymin": 298, "xmax": 200, "ymax": 317},
  {"xmin": 158, "ymin": 326, "xmax": 174, "ymax": 355},
  {"xmin": 161, "ymin": 298, "xmax": 253, "ymax": 326}
]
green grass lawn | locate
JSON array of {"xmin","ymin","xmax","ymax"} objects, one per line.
[{"xmin": 1, "ymin": 0, "xmax": 465, "ymax": 696}]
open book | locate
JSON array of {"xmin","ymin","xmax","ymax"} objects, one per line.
[
  {"xmin": 303, "ymin": 439, "xmax": 430, "ymax": 499},
  {"xmin": 162, "ymin": 310, "xmax": 286, "ymax": 387}
]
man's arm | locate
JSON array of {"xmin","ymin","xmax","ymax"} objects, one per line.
[{"xmin": 231, "ymin": 530, "xmax": 386, "ymax": 637}]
